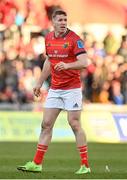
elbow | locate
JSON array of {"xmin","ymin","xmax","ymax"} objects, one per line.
[
  {"xmin": 83, "ymin": 63, "xmax": 87, "ymax": 68},
  {"xmin": 84, "ymin": 58, "xmax": 92, "ymax": 68},
  {"xmin": 81, "ymin": 61, "xmax": 89, "ymax": 68},
  {"xmin": 80, "ymin": 58, "xmax": 91, "ymax": 69}
]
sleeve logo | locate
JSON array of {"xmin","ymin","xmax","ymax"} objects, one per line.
[{"xmin": 77, "ymin": 40, "xmax": 84, "ymax": 48}]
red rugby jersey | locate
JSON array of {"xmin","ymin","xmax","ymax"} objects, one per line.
[{"xmin": 45, "ymin": 29, "xmax": 86, "ymax": 90}]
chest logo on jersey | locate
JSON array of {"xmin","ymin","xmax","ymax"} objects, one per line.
[
  {"xmin": 47, "ymin": 43, "xmax": 51, "ymax": 47},
  {"xmin": 63, "ymin": 42, "xmax": 69, "ymax": 48}
]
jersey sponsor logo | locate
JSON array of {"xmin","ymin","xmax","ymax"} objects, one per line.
[
  {"xmin": 54, "ymin": 50, "xmax": 58, "ymax": 54},
  {"xmin": 46, "ymin": 42, "xmax": 70, "ymax": 48},
  {"xmin": 48, "ymin": 54, "xmax": 68, "ymax": 58},
  {"xmin": 77, "ymin": 40, "xmax": 84, "ymax": 48}
]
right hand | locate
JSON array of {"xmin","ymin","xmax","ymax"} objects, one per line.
[{"xmin": 33, "ymin": 85, "xmax": 41, "ymax": 97}]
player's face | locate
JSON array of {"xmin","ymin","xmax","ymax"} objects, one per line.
[{"xmin": 52, "ymin": 14, "xmax": 67, "ymax": 34}]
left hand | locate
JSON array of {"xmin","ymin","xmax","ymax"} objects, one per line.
[{"xmin": 54, "ymin": 62, "xmax": 69, "ymax": 71}]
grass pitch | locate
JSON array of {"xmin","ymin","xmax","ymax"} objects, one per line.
[{"xmin": 0, "ymin": 142, "xmax": 127, "ymax": 179}]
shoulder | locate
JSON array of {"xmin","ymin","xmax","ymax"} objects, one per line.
[
  {"xmin": 68, "ymin": 30, "xmax": 84, "ymax": 48},
  {"xmin": 68, "ymin": 30, "xmax": 85, "ymax": 51},
  {"xmin": 45, "ymin": 31, "xmax": 54, "ymax": 40},
  {"xmin": 68, "ymin": 30, "xmax": 81, "ymax": 40}
]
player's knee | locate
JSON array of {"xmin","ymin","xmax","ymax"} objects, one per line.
[
  {"xmin": 41, "ymin": 120, "xmax": 52, "ymax": 131},
  {"xmin": 69, "ymin": 119, "xmax": 80, "ymax": 132}
]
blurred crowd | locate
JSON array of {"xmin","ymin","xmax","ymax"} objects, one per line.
[{"xmin": 0, "ymin": 0, "xmax": 127, "ymax": 105}]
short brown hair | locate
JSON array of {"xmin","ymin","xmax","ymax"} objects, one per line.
[{"xmin": 52, "ymin": 9, "xmax": 67, "ymax": 19}]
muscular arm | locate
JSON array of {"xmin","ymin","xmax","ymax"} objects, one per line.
[
  {"xmin": 33, "ymin": 57, "xmax": 50, "ymax": 97},
  {"xmin": 36, "ymin": 57, "xmax": 51, "ymax": 87},
  {"xmin": 67, "ymin": 53, "xmax": 90, "ymax": 69},
  {"xmin": 54, "ymin": 53, "xmax": 91, "ymax": 71}
]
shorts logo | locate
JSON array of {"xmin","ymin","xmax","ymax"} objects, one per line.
[
  {"xmin": 77, "ymin": 40, "xmax": 84, "ymax": 48},
  {"xmin": 73, "ymin": 103, "xmax": 79, "ymax": 108}
]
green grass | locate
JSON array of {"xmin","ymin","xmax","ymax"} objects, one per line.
[{"xmin": 0, "ymin": 142, "xmax": 127, "ymax": 179}]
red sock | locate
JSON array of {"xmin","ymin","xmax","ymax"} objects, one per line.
[
  {"xmin": 33, "ymin": 144, "xmax": 48, "ymax": 165},
  {"xmin": 78, "ymin": 145, "xmax": 89, "ymax": 167}
]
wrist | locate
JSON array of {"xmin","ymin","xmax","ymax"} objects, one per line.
[{"xmin": 66, "ymin": 63, "xmax": 71, "ymax": 69}]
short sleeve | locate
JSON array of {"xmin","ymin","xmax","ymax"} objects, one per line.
[{"xmin": 73, "ymin": 33, "xmax": 86, "ymax": 56}]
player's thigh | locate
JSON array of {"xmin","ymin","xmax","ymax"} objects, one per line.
[
  {"xmin": 44, "ymin": 89, "xmax": 64, "ymax": 109},
  {"xmin": 42, "ymin": 108, "xmax": 61, "ymax": 129},
  {"xmin": 64, "ymin": 88, "xmax": 83, "ymax": 111}
]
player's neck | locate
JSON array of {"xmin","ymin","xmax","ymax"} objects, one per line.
[{"xmin": 54, "ymin": 28, "xmax": 68, "ymax": 38}]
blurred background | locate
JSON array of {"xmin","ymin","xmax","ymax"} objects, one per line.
[{"xmin": 0, "ymin": 0, "xmax": 127, "ymax": 143}]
